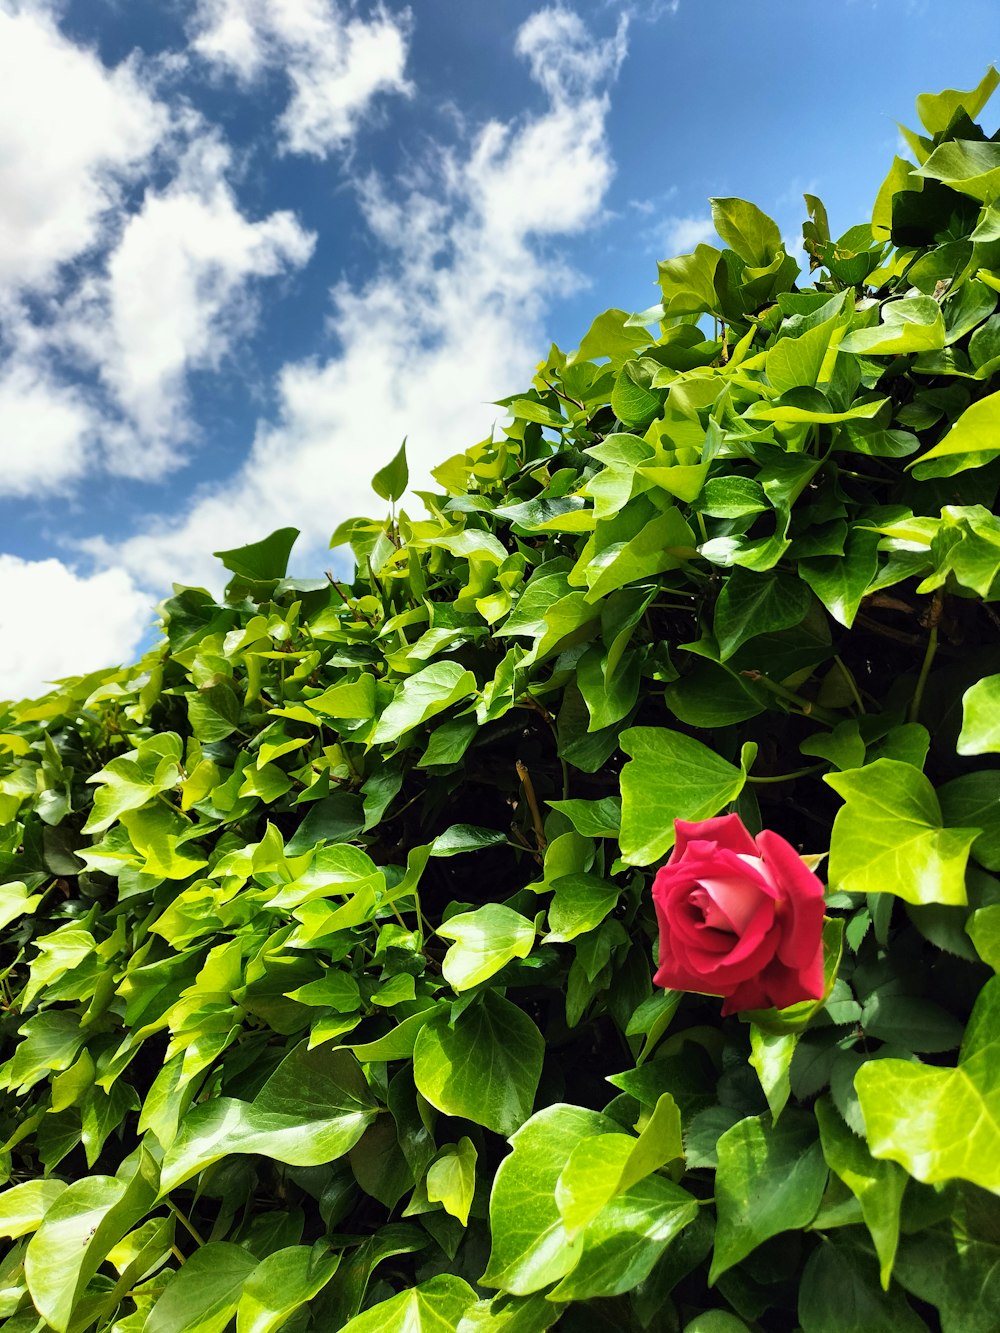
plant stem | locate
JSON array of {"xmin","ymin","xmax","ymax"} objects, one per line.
[
  {"xmin": 167, "ymin": 1199, "xmax": 206, "ymax": 1248},
  {"xmin": 908, "ymin": 622, "xmax": 939, "ymax": 724},
  {"xmin": 516, "ymin": 759, "xmax": 547, "ymax": 851},
  {"xmin": 747, "ymin": 765, "xmax": 824, "ymax": 785},
  {"xmin": 738, "ymin": 670, "xmax": 840, "ymax": 725},
  {"xmin": 833, "ymin": 655, "xmax": 866, "ymax": 714}
]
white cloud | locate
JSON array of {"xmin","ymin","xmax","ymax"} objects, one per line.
[
  {"xmin": 0, "ymin": 555, "xmax": 153, "ymax": 700},
  {"xmin": 60, "ymin": 139, "xmax": 315, "ymax": 473},
  {"xmin": 516, "ymin": 6, "xmax": 627, "ymax": 103},
  {"xmin": 0, "ymin": 6, "xmax": 316, "ymax": 490},
  {"xmin": 0, "ymin": 362, "xmax": 95, "ymax": 496},
  {"xmin": 0, "ymin": 1, "xmax": 167, "ymax": 293},
  {"xmin": 659, "ymin": 214, "xmax": 718, "ymax": 255},
  {"xmin": 189, "ymin": 0, "xmax": 413, "ymax": 157},
  {"xmin": 93, "ymin": 4, "xmax": 627, "ymax": 594}
]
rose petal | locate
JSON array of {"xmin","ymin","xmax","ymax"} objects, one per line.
[
  {"xmin": 697, "ymin": 875, "xmax": 768, "ymax": 934},
  {"xmin": 720, "ymin": 948, "xmax": 826, "ymax": 1016},
  {"xmin": 672, "ymin": 814, "xmax": 758, "ymax": 861},
  {"xmin": 756, "ymin": 830, "xmax": 826, "ymax": 971},
  {"xmin": 719, "ymin": 977, "xmax": 771, "ymax": 1015}
]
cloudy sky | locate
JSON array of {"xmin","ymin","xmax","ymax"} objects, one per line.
[{"xmin": 1, "ymin": 0, "xmax": 998, "ymax": 698}]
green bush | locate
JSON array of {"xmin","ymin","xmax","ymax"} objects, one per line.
[{"xmin": 4, "ymin": 68, "xmax": 1000, "ymax": 1333}]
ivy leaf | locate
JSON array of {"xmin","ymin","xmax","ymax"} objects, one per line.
[
  {"xmin": 619, "ymin": 727, "xmax": 748, "ymax": 866},
  {"xmin": 713, "ymin": 569, "xmax": 812, "ymax": 659},
  {"xmin": 799, "ymin": 525, "xmax": 881, "ymax": 628},
  {"xmin": 916, "ymin": 139, "xmax": 1000, "ymax": 203},
  {"xmin": 480, "ymin": 1104, "xmax": 619, "ymax": 1295},
  {"xmin": 554, "ymin": 1092, "xmax": 683, "ymax": 1240},
  {"xmin": 413, "ymin": 992, "xmax": 543, "ymax": 1137},
  {"xmin": 826, "ymin": 759, "xmax": 978, "ymax": 906},
  {"xmin": 958, "ymin": 675, "xmax": 1000, "ymax": 754},
  {"xmin": 214, "ymin": 528, "xmax": 299, "ymax": 582},
  {"xmin": 437, "ymin": 904, "xmax": 536, "ymax": 991},
  {"xmin": 0, "ymin": 1179, "xmax": 68, "ymax": 1240},
  {"xmin": 236, "ymin": 1243, "xmax": 341, "ymax": 1333},
  {"xmin": 710, "ymin": 197, "xmax": 782, "ymax": 266},
  {"xmin": 24, "ymin": 1146, "xmax": 159, "ymax": 1333},
  {"xmin": 370, "ymin": 662, "xmax": 478, "ymax": 746},
  {"xmin": 146, "ymin": 1242, "xmax": 258, "ymax": 1333},
  {"xmin": 839, "ymin": 297, "xmax": 946, "ymax": 356},
  {"xmin": 910, "ymin": 390, "xmax": 1000, "ymax": 475},
  {"xmin": 710, "ymin": 1111, "xmax": 828, "ymax": 1281},
  {"xmin": 339, "ymin": 1275, "xmax": 478, "ymax": 1333},
  {"xmin": 426, "ymin": 1138, "xmax": 478, "ymax": 1227},
  {"xmin": 748, "ymin": 1027, "xmax": 798, "ymax": 1123},
  {"xmin": 160, "ymin": 1046, "xmax": 377, "ymax": 1192},
  {"xmin": 855, "ymin": 975, "xmax": 1000, "ymax": 1193},
  {"xmin": 893, "ymin": 1184, "xmax": 1000, "ymax": 1333},
  {"xmin": 544, "ymin": 873, "xmax": 620, "ymax": 943},
  {"xmin": 573, "ymin": 308, "xmax": 657, "ymax": 365},
  {"xmin": 546, "ymin": 797, "xmax": 621, "ymax": 838},
  {"xmin": 547, "ymin": 1174, "xmax": 698, "ymax": 1301},
  {"xmin": 815, "ymin": 1096, "xmax": 906, "ymax": 1289},
  {"xmin": 371, "ymin": 440, "xmax": 409, "ymax": 503},
  {"xmin": 798, "ymin": 1236, "xmax": 929, "ymax": 1333},
  {"xmin": 916, "ymin": 66, "xmax": 1000, "ymax": 135}
]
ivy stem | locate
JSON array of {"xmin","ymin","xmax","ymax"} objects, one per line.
[
  {"xmin": 738, "ymin": 671, "xmax": 840, "ymax": 725},
  {"xmin": 167, "ymin": 1199, "xmax": 206, "ymax": 1248},
  {"xmin": 324, "ymin": 569, "xmax": 374, "ymax": 626},
  {"xmin": 516, "ymin": 760, "xmax": 547, "ymax": 852},
  {"xmin": 833, "ymin": 655, "xmax": 866, "ymax": 714},
  {"xmin": 908, "ymin": 591, "xmax": 943, "ymax": 724},
  {"xmin": 747, "ymin": 764, "xmax": 824, "ymax": 785}
]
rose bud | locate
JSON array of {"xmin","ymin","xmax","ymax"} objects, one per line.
[{"xmin": 651, "ymin": 814, "xmax": 826, "ymax": 1015}]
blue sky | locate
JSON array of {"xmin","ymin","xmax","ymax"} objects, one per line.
[{"xmin": 1, "ymin": 0, "xmax": 998, "ymax": 696}]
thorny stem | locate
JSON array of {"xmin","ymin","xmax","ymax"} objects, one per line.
[{"xmin": 516, "ymin": 760, "xmax": 547, "ymax": 851}]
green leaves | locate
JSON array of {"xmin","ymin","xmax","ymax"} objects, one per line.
[
  {"xmin": 160, "ymin": 1046, "xmax": 377, "ymax": 1192},
  {"xmin": 10, "ymin": 67, "xmax": 1000, "ymax": 1333},
  {"xmin": 839, "ymin": 297, "xmax": 946, "ymax": 356},
  {"xmin": 370, "ymin": 661, "xmax": 478, "ymax": 745},
  {"xmin": 910, "ymin": 390, "xmax": 1000, "ymax": 475},
  {"xmin": 146, "ymin": 1242, "xmax": 258, "ymax": 1333},
  {"xmin": 215, "ymin": 527, "xmax": 299, "ymax": 583},
  {"xmin": 856, "ymin": 975, "xmax": 1000, "ymax": 1192},
  {"xmin": 713, "ymin": 569, "xmax": 812, "ymax": 659},
  {"xmin": 438, "ymin": 905, "xmax": 536, "ymax": 991},
  {"xmin": 618, "ymin": 727, "xmax": 748, "ymax": 865},
  {"xmin": 815, "ymin": 1097, "xmax": 905, "ymax": 1288},
  {"xmin": 482, "ymin": 1105, "xmax": 611, "ymax": 1294},
  {"xmin": 710, "ymin": 198, "xmax": 783, "ymax": 266},
  {"xmin": 372, "ymin": 439, "xmax": 409, "ymax": 503},
  {"xmin": 481, "ymin": 1103, "xmax": 696, "ymax": 1300},
  {"xmin": 413, "ymin": 992, "xmax": 543, "ymax": 1136},
  {"xmin": 25, "ymin": 1147, "xmax": 159, "ymax": 1332},
  {"xmin": 958, "ymin": 675, "xmax": 1000, "ymax": 754},
  {"xmin": 340, "ymin": 1275, "xmax": 478, "ymax": 1333},
  {"xmin": 710, "ymin": 1112, "xmax": 827, "ymax": 1281},
  {"xmin": 826, "ymin": 760, "xmax": 978, "ymax": 906}
]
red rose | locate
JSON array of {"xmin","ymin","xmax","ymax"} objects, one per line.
[{"xmin": 651, "ymin": 814, "xmax": 826, "ymax": 1016}]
